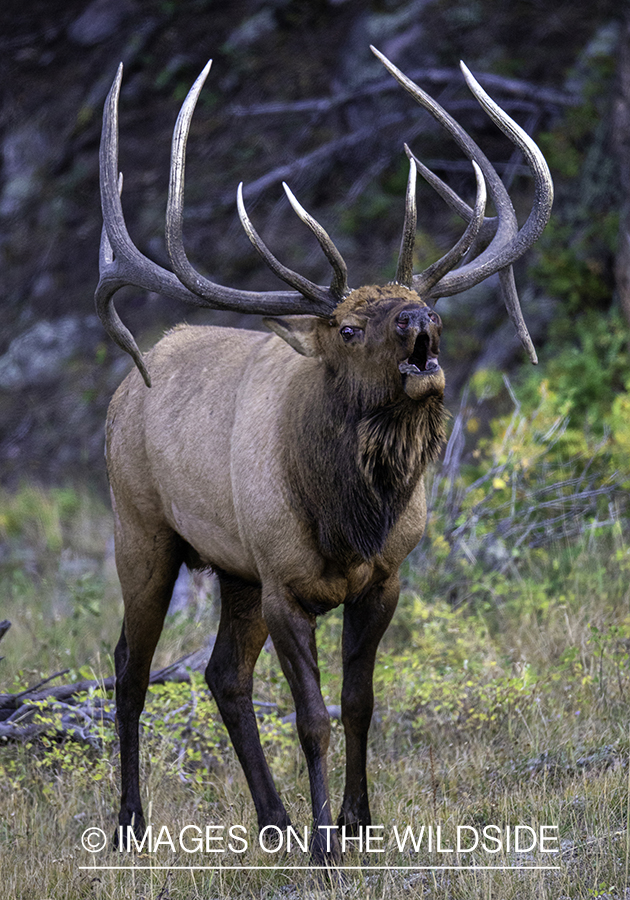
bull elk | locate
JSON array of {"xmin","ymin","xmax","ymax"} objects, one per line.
[{"xmin": 97, "ymin": 47, "xmax": 552, "ymax": 863}]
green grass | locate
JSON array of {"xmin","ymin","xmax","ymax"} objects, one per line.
[{"xmin": 1, "ymin": 481, "xmax": 630, "ymax": 898}]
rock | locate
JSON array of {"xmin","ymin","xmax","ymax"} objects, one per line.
[
  {"xmin": 0, "ymin": 317, "xmax": 100, "ymax": 391},
  {"xmin": 224, "ymin": 9, "xmax": 277, "ymax": 52},
  {"xmin": 67, "ymin": 0, "xmax": 135, "ymax": 47},
  {"xmin": 0, "ymin": 123, "xmax": 51, "ymax": 217}
]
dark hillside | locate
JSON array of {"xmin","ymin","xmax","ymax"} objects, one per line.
[{"xmin": 0, "ymin": 0, "xmax": 622, "ymax": 487}]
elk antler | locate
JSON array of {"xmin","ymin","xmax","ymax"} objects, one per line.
[
  {"xmin": 236, "ymin": 182, "xmax": 350, "ymax": 302},
  {"xmin": 166, "ymin": 61, "xmax": 349, "ymax": 309},
  {"xmin": 372, "ymin": 47, "xmax": 553, "ymax": 364},
  {"xmin": 95, "ymin": 61, "xmax": 344, "ymax": 386},
  {"xmin": 395, "ymin": 156, "xmax": 487, "ymax": 289},
  {"xmin": 96, "ymin": 54, "xmax": 552, "ymax": 385}
]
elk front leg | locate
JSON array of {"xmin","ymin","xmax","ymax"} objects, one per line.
[
  {"xmin": 337, "ymin": 575, "xmax": 399, "ymax": 832},
  {"xmin": 263, "ymin": 588, "xmax": 339, "ymax": 863},
  {"xmin": 114, "ymin": 524, "xmax": 184, "ymax": 841},
  {"xmin": 205, "ymin": 571, "xmax": 290, "ymax": 831}
]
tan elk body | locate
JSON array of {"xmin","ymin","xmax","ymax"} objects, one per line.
[
  {"xmin": 109, "ymin": 285, "xmax": 444, "ymax": 606},
  {"xmin": 98, "ymin": 48, "xmax": 552, "ymax": 862}
]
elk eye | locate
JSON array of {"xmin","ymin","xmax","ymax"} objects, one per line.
[
  {"xmin": 396, "ymin": 314, "xmax": 410, "ymax": 332},
  {"xmin": 428, "ymin": 311, "xmax": 440, "ymax": 325},
  {"xmin": 340, "ymin": 325, "xmax": 360, "ymax": 343}
]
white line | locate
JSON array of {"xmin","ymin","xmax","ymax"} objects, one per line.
[{"xmin": 79, "ymin": 864, "xmax": 562, "ymax": 871}]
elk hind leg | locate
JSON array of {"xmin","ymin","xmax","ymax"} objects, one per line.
[
  {"xmin": 205, "ymin": 570, "xmax": 290, "ymax": 831},
  {"xmin": 114, "ymin": 523, "xmax": 184, "ymax": 840}
]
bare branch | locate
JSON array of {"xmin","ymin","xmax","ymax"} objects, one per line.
[
  {"xmin": 230, "ymin": 68, "xmax": 578, "ymax": 117},
  {"xmin": 0, "ymin": 641, "xmax": 279, "ymax": 745},
  {"xmin": 11, "ymin": 669, "xmax": 70, "ymax": 702}
]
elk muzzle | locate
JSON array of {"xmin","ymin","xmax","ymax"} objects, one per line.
[{"xmin": 396, "ymin": 306, "xmax": 444, "ymax": 400}]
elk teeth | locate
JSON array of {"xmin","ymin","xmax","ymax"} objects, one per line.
[
  {"xmin": 399, "ymin": 357, "xmax": 440, "ymax": 376},
  {"xmin": 399, "ymin": 360, "xmax": 422, "ymax": 375}
]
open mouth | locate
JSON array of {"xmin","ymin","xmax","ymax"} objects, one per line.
[{"xmin": 398, "ymin": 333, "xmax": 440, "ymax": 377}]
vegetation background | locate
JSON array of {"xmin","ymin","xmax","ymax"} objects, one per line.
[{"xmin": 2, "ymin": 0, "xmax": 630, "ymax": 897}]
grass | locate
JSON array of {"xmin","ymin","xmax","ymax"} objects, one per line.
[{"xmin": 1, "ymin": 481, "xmax": 630, "ymax": 898}]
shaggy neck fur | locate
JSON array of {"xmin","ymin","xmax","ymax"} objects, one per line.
[{"xmin": 285, "ymin": 370, "xmax": 446, "ymax": 565}]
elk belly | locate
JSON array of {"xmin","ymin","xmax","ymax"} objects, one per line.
[{"xmin": 168, "ymin": 500, "xmax": 259, "ymax": 581}]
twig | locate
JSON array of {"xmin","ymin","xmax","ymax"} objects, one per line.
[
  {"xmin": 12, "ymin": 669, "xmax": 71, "ymax": 701},
  {"xmin": 429, "ymin": 745, "xmax": 438, "ymax": 820},
  {"xmin": 0, "ymin": 645, "xmax": 214, "ymax": 714}
]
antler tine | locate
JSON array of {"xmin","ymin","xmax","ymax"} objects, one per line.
[
  {"xmin": 404, "ymin": 144, "xmax": 498, "ymax": 248},
  {"xmin": 236, "ymin": 184, "xmax": 336, "ymax": 305},
  {"xmin": 165, "ymin": 60, "xmax": 218, "ymax": 300},
  {"xmin": 458, "ymin": 61, "xmax": 553, "ymax": 263},
  {"xmin": 371, "ymin": 46, "xmax": 552, "ymax": 364},
  {"xmin": 394, "ymin": 157, "xmax": 417, "ymax": 287},
  {"xmin": 413, "ymin": 160, "xmax": 487, "ymax": 295},
  {"xmin": 97, "ymin": 175, "xmax": 152, "ymax": 386},
  {"xmin": 499, "ymin": 266, "xmax": 538, "ymax": 364},
  {"xmin": 282, "ymin": 182, "xmax": 349, "ymax": 300},
  {"xmin": 169, "ymin": 66, "xmax": 337, "ymax": 311}
]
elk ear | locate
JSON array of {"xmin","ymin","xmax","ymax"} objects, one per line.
[{"xmin": 262, "ymin": 316, "xmax": 321, "ymax": 357}]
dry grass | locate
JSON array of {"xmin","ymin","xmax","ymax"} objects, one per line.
[{"xmin": 1, "ymin": 485, "xmax": 630, "ymax": 898}]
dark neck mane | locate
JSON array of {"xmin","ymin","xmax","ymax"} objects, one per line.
[{"xmin": 286, "ymin": 379, "xmax": 446, "ymax": 564}]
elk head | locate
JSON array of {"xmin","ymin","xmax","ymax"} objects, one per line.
[
  {"xmin": 265, "ymin": 284, "xmax": 444, "ymax": 404},
  {"xmin": 95, "ymin": 48, "xmax": 553, "ymax": 387}
]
